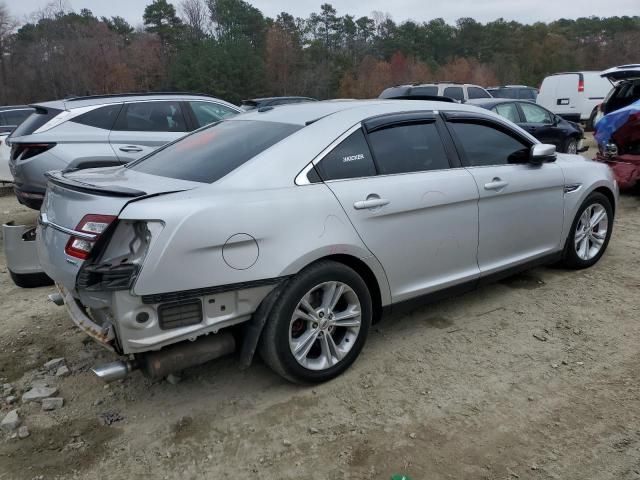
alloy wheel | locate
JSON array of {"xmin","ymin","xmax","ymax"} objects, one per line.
[
  {"xmin": 574, "ymin": 203, "xmax": 608, "ymax": 260},
  {"xmin": 288, "ymin": 281, "xmax": 362, "ymax": 371}
]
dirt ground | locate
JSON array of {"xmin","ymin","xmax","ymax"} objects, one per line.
[{"xmin": 1, "ymin": 140, "xmax": 640, "ymax": 480}]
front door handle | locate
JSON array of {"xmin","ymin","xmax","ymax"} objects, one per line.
[
  {"xmin": 353, "ymin": 196, "xmax": 390, "ymax": 210},
  {"xmin": 119, "ymin": 146, "xmax": 143, "ymax": 153},
  {"xmin": 484, "ymin": 178, "xmax": 509, "ymax": 191}
]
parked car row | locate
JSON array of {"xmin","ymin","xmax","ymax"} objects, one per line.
[
  {"xmin": 8, "ymin": 93, "xmax": 241, "ymax": 209},
  {"xmin": 2, "ymin": 65, "xmax": 635, "ymax": 384}
]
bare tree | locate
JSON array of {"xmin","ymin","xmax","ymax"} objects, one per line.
[{"xmin": 180, "ymin": 0, "xmax": 209, "ymax": 39}]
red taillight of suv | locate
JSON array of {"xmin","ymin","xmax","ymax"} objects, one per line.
[
  {"xmin": 10, "ymin": 142, "xmax": 56, "ymax": 161},
  {"xmin": 65, "ymin": 214, "xmax": 117, "ymax": 259},
  {"xmin": 578, "ymin": 78, "xmax": 585, "ymax": 92}
]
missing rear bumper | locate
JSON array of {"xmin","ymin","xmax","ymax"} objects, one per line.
[{"xmin": 58, "ymin": 285, "xmax": 117, "ymax": 352}]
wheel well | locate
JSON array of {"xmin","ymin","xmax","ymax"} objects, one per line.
[
  {"xmin": 593, "ymin": 186, "xmax": 616, "ymax": 216},
  {"xmin": 312, "ymin": 254, "xmax": 383, "ymax": 323}
]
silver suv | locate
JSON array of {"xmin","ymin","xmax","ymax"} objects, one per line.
[
  {"xmin": 379, "ymin": 82, "xmax": 493, "ymax": 102},
  {"xmin": 36, "ymin": 100, "xmax": 617, "ymax": 384},
  {"xmin": 9, "ymin": 93, "xmax": 241, "ymax": 209}
]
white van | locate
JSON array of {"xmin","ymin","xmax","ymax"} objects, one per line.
[{"xmin": 537, "ymin": 72, "xmax": 613, "ymax": 124}]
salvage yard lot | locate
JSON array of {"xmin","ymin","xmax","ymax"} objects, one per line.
[{"xmin": 1, "ymin": 179, "xmax": 640, "ymax": 478}]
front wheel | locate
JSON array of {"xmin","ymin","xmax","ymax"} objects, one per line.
[
  {"xmin": 563, "ymin": 137, "xmax": 579, "ymax": 154},
  {"xmin": 562, "ymin": 192, "xmax": 613, "ymax": 269},
  {"xmin": 259, "ymin": 261, "xmax": 372, "ymax": 384}
]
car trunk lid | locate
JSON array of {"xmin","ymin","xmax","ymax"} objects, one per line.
[{"xmin": 37, "ymin": 166, "xmax": 202, "ymax": 292}]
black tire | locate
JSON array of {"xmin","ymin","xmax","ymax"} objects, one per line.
[
  {"xmin": 259, "ymin": 261, "xmax": 372, "ymax": 384},
  {"xmin": 562, "ymin": 192, "xmax": 613, "ymax": 269},
  {"xmin": 9, "ymin": 270, "xmax": 54, "ymax": 288},
  {"xmin": 586, "ymin": 108, "xmax": 597, "ymax": 132},
  {"xmin": 563, "ymin": 137, "xmax": 579, "ymax": 154}
]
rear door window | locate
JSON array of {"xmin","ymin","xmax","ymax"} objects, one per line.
[
  {"xmin": 367, "ymin": 122, "xmax": 450, "ymax": 175},
  {"xmin": 70, "ymin": 104, "xmax": 123, "ymax": 130},
  {"xmin": 314, "ymin": 129, "xmax": 376, "ymax": 181},
  {"xmin": 493, "ymin": 103, "xmax": 520, "ymax": 123},
  {"xmin": 188, "ymin": 101, "xmax": 238, "ymax": 128},
  {"xmin": 443, "ymin": 87, "xmax": 464, "ymax": 101},
  {"xmin": 129, "ymin": 120, "xmax": 301, "ymax": 183},
  {"xmin": 411, "ymin": 86, "xmax": 438, "ymax": 96},
  {"xmin": 448, "ymin": 121, "xmax": 530, "ymax": 166},
  {"xmin": 520, "ymin": 103, "xmax": 553, "ymax": 124},
  {"xmin": 468, "ymin": 87, "xmax": 491, "ymax": 99},
  {"xmin": 114, "ymin": 101, "xmax": 187, "ymax": 132}
]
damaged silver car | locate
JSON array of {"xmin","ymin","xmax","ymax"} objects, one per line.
[{"xmin": 37, "ymin": 100, "xmax": 618, "ymax": 384}]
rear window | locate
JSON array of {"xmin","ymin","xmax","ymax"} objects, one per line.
[
  {"xmin": 129, "ymin": 120, "xmax": 301, "ymax": 183},
  {"xmin": 10, "ymin": 108, "xmax": 61, "ymax": 137}
]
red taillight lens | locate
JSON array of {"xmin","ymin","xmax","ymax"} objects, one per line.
[
  {"xmin": 11, "ymin": 143, "xmax": 56, "ymax": 161},
  {"xmin": 578, "ymin": 78, "xmax": 584, "ymax": 92},
  {"xmin": 64, "ymin": 214, "xmax": 117, "ymax": 259}
]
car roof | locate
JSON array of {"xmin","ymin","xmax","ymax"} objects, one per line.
[
  {"xmin": 31, "ymin": 93, "xmax": 238, "ymax": 112},
  {"xmin": 467, "ymin": 98, "xmax": 541, "ymax": 109},
  {"xmin": 391, "ymin": 82, "xmax": 484, "ymax": 88},
  {"xmin": 231, "ymin": 99, "xmax": 488, "ymax": 126},
  {"xmin": 244, "ymin": 96, "xmax": 315, "ymax": 103},
  {"xmin": 0, "ymin": 105, "xmax": 32, "ymax": 111},
  {"xmin": 487, "ymin": 85, "xmax": 535, "ymax": 89}
]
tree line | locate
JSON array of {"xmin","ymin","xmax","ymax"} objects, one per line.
[{"xmin": 0, "ymin": 0, "xmax": 638, "ymax": 105}]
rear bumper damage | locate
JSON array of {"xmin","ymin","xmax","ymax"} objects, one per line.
[{"xmin": 58, "ymin": 284, "xmax": 117, "ymax": 351}]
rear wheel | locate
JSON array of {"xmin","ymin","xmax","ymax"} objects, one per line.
[
  {"xmin": 259, "ymin": 261, "xmax": 372, "ymax": 384},
  {"xmin": 9, "ymin": 270, "xmax": 54, "ymax": 288},
  {"xmin": 562, "ymin": 192, "xmax": 613, "ymax": 269}
]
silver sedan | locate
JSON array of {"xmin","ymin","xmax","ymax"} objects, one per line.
[{"xmin": 36, "ymin": 100, "xmax": 617, "ymax": 384}]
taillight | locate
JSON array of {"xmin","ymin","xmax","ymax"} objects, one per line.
[
  {"xmin": 11, "ymin": 143, "xmax": 56, "ymax": 161},
  {"xmin": 578, "ymin": 78, "xmax": 584, "ymax": 92},
  {"xmin": 65, "ymin": 214, "xmax": 117, "ymax": 259}
]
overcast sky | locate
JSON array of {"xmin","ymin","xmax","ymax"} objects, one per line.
[{"xmin": 6, "ymin": 0, "xmax": 640, "ymax": 27}]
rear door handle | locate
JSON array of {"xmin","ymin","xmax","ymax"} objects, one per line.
[
  {"xmin": 484, "ymin": 178, "xmax": 509, "ymax": 191},
  {"xmin": 353, "ymin": 198, "xmax": 390, "ymax": 210},
  {"xmin": 119, "ymin": 146, "xmax": 143, "ymax": 153}
]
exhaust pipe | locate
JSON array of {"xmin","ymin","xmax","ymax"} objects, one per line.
[
  {"xmin": 91, "ymin": 332, "xmax": 236, "ymax": 382},
  {"xmin": 139, "ymin": 332, "xmax": 236, "ymax": 379},
  {"xmin": 92, "ymin": 360, "xmax": 137, "ymax": 383},
  {"xmin": 48, "ymin": 292, "xmax": 64, "ymax": 306}
]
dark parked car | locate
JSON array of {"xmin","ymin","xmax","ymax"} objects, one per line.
[
  {"xmin": 469, "ymin": 98, "xmax": 585, "ymax": 154},
  {"xmin": 240, "ymin": 96, "xmax": 317, "ymax": 111},
  {"xmin": 0, "ymin": 106, "xmax": 34, "ymax": 134},
  {"xmin": 486, "ymin": 85, "xmax": 538, "ymax": 101}
]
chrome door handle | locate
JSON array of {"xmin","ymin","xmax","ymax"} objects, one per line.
[
  {"xmin": 484, "ymin": 178, "xmax": 508, "ymax": 191},
  {"xmin": 353, "ymin": 198, "xmax": 390, "ymax": 210},
  {"xmin": 119, "ymin": 146, "xmax": 143, "ymax": 153}
]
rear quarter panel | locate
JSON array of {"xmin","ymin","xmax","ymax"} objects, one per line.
[{"xmin": 120, "ymin": 184, "xmax": 392, "ymax": 305}]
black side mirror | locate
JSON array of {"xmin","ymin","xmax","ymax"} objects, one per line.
[{"xmin": 530, "ymin": 144, "xmax": 557, "ymax": 165}]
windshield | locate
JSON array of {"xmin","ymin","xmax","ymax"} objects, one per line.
[{"xmin": 128, "ymin": 120, "xmax": 302, "ymax": 183}]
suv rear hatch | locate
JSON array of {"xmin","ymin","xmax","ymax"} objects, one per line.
[
  {"xmin": 601, "ymin": 64, "xmax": 640, "ymax": 82},
  {"xmin": 37, "ymin": 166, "xmax": 202, "ymax": 293}
]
